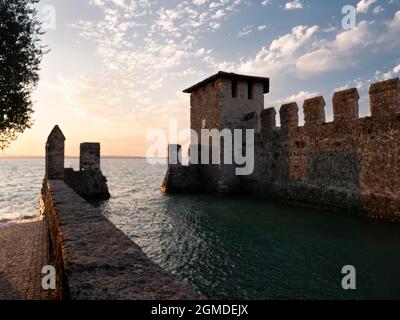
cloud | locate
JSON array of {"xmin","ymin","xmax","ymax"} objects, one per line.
[
  {"xmin": 233, "ymin": 25, "xmax": 318, "ymax": 76},
  {"xmin": 374, "ymin": 63, "xmax": 400, "ymax": 81},
  {"xmin": 297, "ymin": 11, "xmax": 400, "ymax": 75},
  {"xmin": 261, "ymin": 0, "xmax": 271, "ymax": 5},
  {"xmin": 68, "ymin": 0, "xmax": 245, "ymax": 125},
  {"xmin": 356, "ymin": 0, "xmax": 378, "ymax": 13},
  {"xmin": 208, "ymin": 9, "xmax": 400, "ymax": 101},
  {"xmin": 379, "ymin": 10, "xmax": 400, "ymax": 45},
  {"xmin": 237, "ymin": 25, "xmax": 252, "ymax": 37},
  {"xmin": 64, "ymin": 1, "xmax": 400, "ymax": 135},
  {"xmin": 296, "ymin": 21, "xmax": 377, "ymax": 76},
  {"xmin": 270, "ymin": 90, "xmax": 319, "ymax": 107},
  {"xmin": 375, "ymin": 70, "xmax": 394, "ymax": 81},
  {"xmin": 193, "ymin": 0, "xmax": 208, "ymax": 5},
  {"xmin": 372, "ymin": 5, "xmax": 384, "ymax": 14},
  {"xmin": 334, "ymin": 77, "xmax": 367, "ymax": 92},
  {"xmin": 258, "ymin": 25, "xmax": 267, "ymax": 31},
  {"xmin": 284, "ymin": 0, "xmax": 303, "ymax": 10}
]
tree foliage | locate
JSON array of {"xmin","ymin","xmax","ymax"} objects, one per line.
[{"xmin": 0, "ymin": 0, "xmax": 44, "ymax": 150}]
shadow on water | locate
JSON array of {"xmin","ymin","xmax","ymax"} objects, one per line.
[{"xmin": 66, "ymin": 159, "xmax": 400, "ymax": 299}]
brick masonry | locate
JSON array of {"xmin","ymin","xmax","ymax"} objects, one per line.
[{"xmin": 0, "ymin": 220, "xmax": 56, "ymax": 300}]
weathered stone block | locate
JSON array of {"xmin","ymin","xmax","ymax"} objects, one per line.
[
  {"xmin": 333, "ymin": 88, "xmax": 359, "ymax": 122},
  {"xmin": 280, "ymin": 102, "xmax": 299, "ymax": 133},
  {"xmin": 80, "ymin": 143, "xmax": 100, "ymax": 171},
  {"xmin": 304, "ymin": 96, "xmax": 326, "ymax": 127},
  {"xmin": 370, "ymin": 78, "xmax": 400, "ymax": 118},
  {"xmin": 45, "ymin": 125, "xmax": 65, "ymax": 180},
  {"xmin": 64, "ymin": 168, "xmax": 110, "ymax": 200}
]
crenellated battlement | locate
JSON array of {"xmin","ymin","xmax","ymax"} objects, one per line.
[
  {"xmin": 333, "ymin": 88, "xmax": 359, "ymax": 122},
  {"xmin": 262, "ymin": 78, "xmax": 400, "ymax": 133},
  {"xmin": 303, "ymin": 96, "xmax": 326, "ymax": 128},
  {"xmin": 279, "ymin": 102, "xmax": 299, "ymax": 132},
  {"xmin": 370, "ymin": 78, "xmax": 400, "ymax": 118},
  {"xmin": 260, "ymin": 107, "xmax": 276, "ymax": 138}
]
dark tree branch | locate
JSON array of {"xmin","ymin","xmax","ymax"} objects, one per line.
[{"xmin": 0, "ymin": 0, "xmax": 44, "ymax": 149}]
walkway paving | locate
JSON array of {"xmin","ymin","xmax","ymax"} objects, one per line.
[{"xmin": 0, "ymin": 219, "xmax": 55, "ymax": 300}]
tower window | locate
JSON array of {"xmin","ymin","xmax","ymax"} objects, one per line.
[
  {"xmin": 248, "ymin": 81, "xmax": 254, "ymax": 100},
  {"xmin": 231, "ymin": 79, "xmax": 238, "ymax": 98}
]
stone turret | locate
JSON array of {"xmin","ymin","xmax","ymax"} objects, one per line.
[{"xmin": 45, "ymin": 125, "xmax": 65, "ymax": 180}]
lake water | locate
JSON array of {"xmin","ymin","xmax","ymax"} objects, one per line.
[{"xmin": 1, "ymin": 158, "xmax": 400, "ymax": 299}]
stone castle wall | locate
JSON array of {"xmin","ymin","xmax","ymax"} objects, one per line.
[
  {"xmin": 163, "ymin": 77, "xmax": 400, "ymax": 221},
  {"xmin": 190, "ymin": 80, "xmax": 222, "ymax": 134}
]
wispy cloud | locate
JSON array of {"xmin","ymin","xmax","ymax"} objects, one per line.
[
  {"xmin": 284, "ymin": 0, "xmax": 303, "ymax": 10},
  {"xmin": 59, "ymin": 2, "xmax": 400, "ymax": 131},
  {"xmin": 65, "ymin": 0, "xmax": 246, "ymax": 126},
  {"xmin": 356, "ymin": 0, "xmax": 378, "ymax": 13},
  {"xmin": 237, "ymin": 25, "xmax": 252, "ymax": 37}
]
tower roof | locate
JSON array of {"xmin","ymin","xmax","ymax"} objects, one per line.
[
  {"xmin": 47, "ymin": 125, "xmax": 65, "ymax": 142},
  {"xmin": 183, "ymin": 71, "xmax": 270, "ymax": 94}
]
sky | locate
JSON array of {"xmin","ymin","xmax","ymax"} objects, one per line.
[{"xmin": 1, "ymin": 0, "xmax": 400, "ymax": 157}]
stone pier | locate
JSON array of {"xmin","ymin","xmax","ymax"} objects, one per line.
[{"xmin": 41, "ymin": 126, "xmax": 203, "ymax": 299}]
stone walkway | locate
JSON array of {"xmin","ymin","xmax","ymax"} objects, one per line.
[{"xmin": 0, "ymin": 219, "xmax": 55, "ymax": 300}]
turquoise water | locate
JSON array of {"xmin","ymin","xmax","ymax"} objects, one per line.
[{"xmin": 1, "ymin": 158, "xmax": 400, "ymax": 299}]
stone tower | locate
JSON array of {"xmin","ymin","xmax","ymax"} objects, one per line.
[
  {"xmin": 182, "ymin": 71, "xmax": 270, "ymax": 192},
  {"xmin": 45, "ymin": 125, "xmax": 65, "ymax": 180},
  {"xmin": 183, "ymin": 71, "xmax": 270, "ymax": 135}
]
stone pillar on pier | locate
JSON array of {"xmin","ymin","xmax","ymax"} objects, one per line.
[
  {"xmin": 45, "ymin": 125, "xmax": 65, "ymax": 180},
  {"xmin": 80, "ymin": 143, "xmax": 101, "ymax": 172}
]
